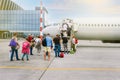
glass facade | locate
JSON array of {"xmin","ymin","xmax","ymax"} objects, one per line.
[
  {"xmin": 0, "ymin": 0, "xmax": 47, "ymax": 38},
  {"xmin": 0, "ymin": 10, "xmax": 42, "ymax": 38}
]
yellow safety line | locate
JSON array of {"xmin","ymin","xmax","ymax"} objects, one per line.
[{"xmin": 0, "ymin": 66, "xmax": 120, "ymax": 71}]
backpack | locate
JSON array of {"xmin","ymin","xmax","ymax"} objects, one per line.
[
  {"xmin": 42, "ymin": 38, "xmax": 46, "ymax": 46},
  {"xmin": 9, "ymin": 39, "xmax": 17, "ymax": 47},
  {"xmin": 22, "ymin": 42, "xmax": 28, "ymax": 49},
  {"xmin": 35, "ymin": 41, "xmax": 40, "ymax": 48},
  {"xmin": 62, "ymin": 37, "xmax": 68, "ymax": 43}
]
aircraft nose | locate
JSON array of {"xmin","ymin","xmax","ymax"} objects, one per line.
[
  {"xmin": 42, "ymin": 27, "xmax": 50, "ymax": 35},
  {"xmin": 42, "ymin": 26, "xmax": 60, "ymax": 37}
]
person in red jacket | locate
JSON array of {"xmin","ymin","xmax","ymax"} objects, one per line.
[
  {"xmin": 28, "ymin": 34, "xmax": 33, "ymax": 42},
  {"xmin": 21, "ymin": 38, "xmax": 30, "ymax": 61}
]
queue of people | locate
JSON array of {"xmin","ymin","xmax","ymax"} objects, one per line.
[{"xmin": 8, "ymin": 32, "xmax": 78, "ymax": 62}]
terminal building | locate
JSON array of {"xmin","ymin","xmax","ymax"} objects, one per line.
[{"xmin": 0, "ymin": 0, "xmax": 47, "ymax": 38}]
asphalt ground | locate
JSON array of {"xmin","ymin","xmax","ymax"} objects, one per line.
[{"xmin": 0, "ymin": 39, "xmax": 120, "ymax": 80}]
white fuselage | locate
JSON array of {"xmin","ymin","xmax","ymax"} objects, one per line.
[
  {"xmin": 75, "ymin": 24, "xmax": 120, "ymax": 40},
  {"xmin": 43, "ymin": 18, "xmax": 120, "ymax": 40}
]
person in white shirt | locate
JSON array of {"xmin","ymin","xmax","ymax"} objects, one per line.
[
  {"xmin": 62, "ymin": 23, "xmax": 68, "ymax": 31},
  {"xmin": 35, "ymin": 36, "xmax": 42, "ymax": 55}
]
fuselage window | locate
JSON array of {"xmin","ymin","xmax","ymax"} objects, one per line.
[
  {"xmin": 104, "ymin": 24, "xmax": 106, "ymax": 27},
  {"xmin": 118, "ymin": 24, "xmax": 120, "ymax": 27},
  {"xmin": 95, "ymin": 24, "xmax": 96, "ymax": 27},
  {"xmin": 111, "ymin": 24, "xmax": 113, "ymax": 27},
  {"xmin": 108, "ymin": 24, "xmax": 110, "ymax": 27},
  {"xmin": 101, "ymin": 24, "xmax": 103, "ymax": 26},
  {"xmin": 89, "ymin": 24, "xmax": 90, "ymax": 26}
]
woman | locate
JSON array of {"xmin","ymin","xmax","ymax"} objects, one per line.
[
  {"xmin": 21, "ymin": 38, "xmax": 30, "ymax": 61},
  {"xmin": 9, "ymin": 33, "xmax": 20, "ymax": 61}
]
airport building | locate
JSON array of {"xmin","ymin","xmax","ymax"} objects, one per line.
[
  {"xmin": 0, "ymin": 0, "xmax": 47, "ymax": 38},
  {"xmin": 0, "ymin": 0, "xmax": 23, "ymax": 10}
]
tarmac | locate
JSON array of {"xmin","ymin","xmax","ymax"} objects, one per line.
[{"xmin": 1, "ymin": 39, "xmax": 120, "ymax": 80}]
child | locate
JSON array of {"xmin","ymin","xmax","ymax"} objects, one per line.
[{"xmin": 21, "ymin": 38, "xmax": 30, "ymax": 61}]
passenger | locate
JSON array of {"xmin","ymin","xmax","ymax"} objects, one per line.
[
  {"xmin": 27, "ymin": 34, "xmax": 33, "ymax": 42},
  {"xmin": 58, "ymin": 34, "xmax": 62, "ymax": 51},
  {"xmin": 63, "ymin": 31, "xmax": 67, "ymax": 37},
  {"xmin": 53, "ymin": 34, "xmax": 61, "ymax": 57},
  {"xmin": 62, "ymin": 23, "xmax": 68, "ymax": 32},
  {"xmin": 60, "ymin": 31, "xmax": 64, "ymax": 39},
  {"xmin": 35, "ymin": 36, "xmax": 42, "ymax": 55},
  {"xmin": 67, "ymin": 27, "xmax": 71, "ymax": 36},
  {"xmin": 71, "ymin": 35, "xmax": 76, "ymax": 52},
  {"xmin": 62, "ymin": 36, "xmax": 68, "ymax": 54},
  {"xmin": 43, "ymin": 33, "xmax": 53, "ymax": 61},
  {"xmin": 27, "ymin": 34, "xmax": 35, "ymax": 55},
  {"xmin": 21, "ymin": 38, "xmax": 30, "ymax": 61},
  {"xmin": 9, "ymin": 32, "xmax": 20, "ymax": 61},
  {"xmin": 30, "ymin": 39, "xmax": 35, "ymax": 55}
]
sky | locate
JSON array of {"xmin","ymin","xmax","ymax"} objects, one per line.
[{"xmin": 11, "ymin": 0, "xmax": 120, "ymax": 23}]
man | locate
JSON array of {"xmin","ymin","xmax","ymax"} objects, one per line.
[
  {"xmin": 53, "ymin": 34, "xmax": 61, "ymax": 57},
  {"xmin": 43, "ymin": 33, "xmax": 53, "ymax": 61},
  {"xmin": 28, "ymin": 34, "xmax": 33, "ymax": 42},
  {"xmin": 62, "ymin": 36, "xmax": 68, "ymax": 54}
]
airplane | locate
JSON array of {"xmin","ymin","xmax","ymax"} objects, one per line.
[{"xmin": 42, "ymin": 18, "xmax": 120, "ymax": 43}]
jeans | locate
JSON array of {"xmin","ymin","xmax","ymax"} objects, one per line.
[
  {"xmin": 22, "ymin": 53, "xmax": 29, "ymax": 60},
  {"xmin": 63, "ymin": 43, "xmax": 68, "ymax": 53},
  {"xmin": 54, "ymin": 44, "xmax": 60, "ymax": 57},
  {"xmin": 30, "ymin": 47, "xmax": 33, "ymax": 55},
  {"xmin": 10, "ymin": 47, "xmax": 19, "ymax": 60},
  {"xmin": 71, "ymin": 44, "xmax": 76, "ymax": 52}
]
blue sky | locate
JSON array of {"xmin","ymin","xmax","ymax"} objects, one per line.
[{"xmin": 12, "ymin": 0, "xmax": 120, "ymax": 23}]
